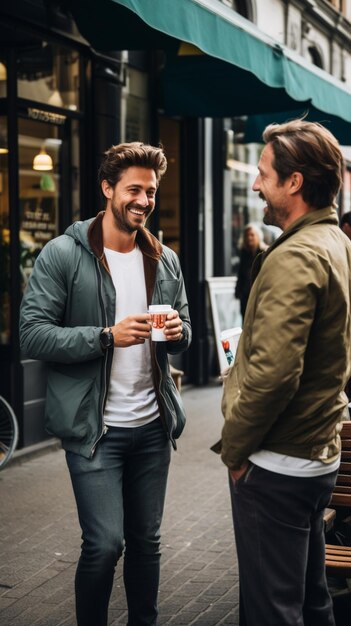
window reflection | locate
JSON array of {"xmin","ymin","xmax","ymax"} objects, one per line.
[
  {"xmin": 17, "ymin": 43, "xmax": 79, "ymax": 111},
  {"xmin": 18, "ymin": 118, "xmax": 60, "ymax": 290}
]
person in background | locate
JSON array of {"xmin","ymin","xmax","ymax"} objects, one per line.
[
  {"xmin": 20, "ymin": 142, "xmax": 192, "ymax": 626},
  {"xmin": 340, "ymin": 211, "xmax": 351, "ymax": 240},
  {"xmin": 234, "ymin": 223, "xmax": 267, "ymax": 320},
  {"xmin": 220, "ymin": 119, "xmax": 351, "ymax": 626}
]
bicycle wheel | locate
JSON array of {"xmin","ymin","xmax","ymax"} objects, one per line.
[{"xmin": 0, "ymin": 396, "xmax": 19, "ymax": 469}]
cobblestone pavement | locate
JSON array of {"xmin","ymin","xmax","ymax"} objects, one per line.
[{"xmin": 0, "ymin": 383, "xmax": 240, "ymax": 625}]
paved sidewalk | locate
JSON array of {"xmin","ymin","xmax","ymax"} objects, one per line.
[{"xmin": 0, "ymin": 383, "xmax": 240, "ymax": 626}]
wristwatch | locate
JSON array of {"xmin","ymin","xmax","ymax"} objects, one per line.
[{"xmin": 100, "ymin": 327, "xmax": 114, "ymax": 350}]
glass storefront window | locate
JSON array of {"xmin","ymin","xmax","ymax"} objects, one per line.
[
  {"xmin": 225, "ymin": 120, "xmax": 281, "ymax": 275},
  {"xmin": 227, "ymin": 136, "xmax": 263, "ymax": 273},
  {"xmin": 71, "ymin": 119, "xmax": 81, "ymax": 223},
  {"xmin": 158, "ymin": 118, "xmax": 181, "ymax": 256},
  {"xmin": 0, "ymin": 57, "xmax": 6, "ymax": 99},
  {"xmin": 18, "ymin": 117, "xmax": 61, "ymax": 290},
  {"xmin": 17, "ymin": 43, "xmax": 79, "ymax": 111},
  {"xmin": 121, "ymin": 67, "xmax": 149, "ymax": 142},
  {"xmin": 0, "ymin": 116, "xmax": 10, "ymax": 344}
]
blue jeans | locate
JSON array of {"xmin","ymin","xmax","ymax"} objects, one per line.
[
  {"xmin": 230, "ymin": 464, "xmax": 338, "ymax": 626},
  {"xmin": 66, "ymin": 418, "xmax": 171, "ymax": 626}
]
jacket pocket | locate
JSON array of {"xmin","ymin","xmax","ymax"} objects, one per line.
[
  {"xmin": 158, "ymin": 280, "xmax": 179, "ymax": 308},
  {"xmin": 45, "ymin": 370, "xmax": 94, "ymax": 439}
]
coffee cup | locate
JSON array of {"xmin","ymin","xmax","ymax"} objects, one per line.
[
  {"xmin": 148, "ymin": 305, "xmax": 173, "ymax": 341},
  {"xmin": 220, "ymin": 327, "xmax": 242, "ymax": 366}
]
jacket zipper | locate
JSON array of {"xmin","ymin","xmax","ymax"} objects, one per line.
[{"xmin": 90, "ymin": 258, "xmax": 110, "ymax": 457}]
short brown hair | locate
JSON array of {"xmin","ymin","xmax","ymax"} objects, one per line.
[
  {"xmin": 262, "ymin": 119, "xmax": 343, "ymax": 209},
  {"xmin": 98, "ymin": 142, "xmax": 167, "ymax": 190}
]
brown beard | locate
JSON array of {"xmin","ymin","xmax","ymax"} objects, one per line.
[{"xmin": 111, "ymin": 202, "xmax": 150, "ymax": 234}]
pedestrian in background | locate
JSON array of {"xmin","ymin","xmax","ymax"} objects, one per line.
[
  {"xmin": 20, "ymin": 142, "xmax": 191, "ymax": 626},
  {"xmin": 234, "ymin": 223, "xmax": 267, "ymax": 320},
  {"xmin": 340, "ymin": 210, "xmax": 351, "ymax": 240},
  {"xmin": 220, "ymin": 119, "xmax": 351, "ymax": 626}
]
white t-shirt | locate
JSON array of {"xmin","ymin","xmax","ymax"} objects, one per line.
[
  {"xmin": 249, "ymin": 449, "xmax": 340, "ymax": 477},
  {"xmin": 103, "ymin": 246, "xmax": 159, "ymax": 428}
]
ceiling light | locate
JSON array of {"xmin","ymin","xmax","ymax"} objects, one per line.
[
  {"xmin": 33, "ymin": 148, "xmax": 53, "ymax": 171},
  {"xmin": 0, "ymin": 62, "xmax": 6, "ymax": 81}
]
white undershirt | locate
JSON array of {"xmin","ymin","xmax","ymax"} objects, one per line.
[
  {"xmin": 103, "ymin": 246, "xmax": 159, "ymax": 428},
  {"xmin": 249, "ymin": 450, "xmax": 340, "ymax": 477}
]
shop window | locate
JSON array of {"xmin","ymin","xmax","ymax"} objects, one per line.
[
  {"xmin": 17, "ymin": 43, "xmax": 79, "ymax": 111},
  {"xmin": 18, "ymin": 118, "xmax": 61, "ymax": 290},
  {"xmin": 225, "ymin": 119, "xmax": 280, "ymax": 275},
  {"xmin": 121, "ymin": 67, "xmax": 149, "ymax": 142},
  {"xmin": 0, "ymin": 116, "xmax": 10, "ymax": 344},
  {"xmin": 0, "ymin": 57, "xmax": 6, "ymax": 99},
  {"xmin": 17, "ymin": 113, "xmax": 80, "ymax": 289},
  {"xmin": 158, "ymin": 118, "xmax": 181, "ymax": 256},
  {"xmin": 71, "ymin": 119, "xmax": 80, "ymax": 223}
]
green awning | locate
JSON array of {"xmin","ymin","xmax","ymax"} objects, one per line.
[
  {"xmin": 69, "ymin": 0, "xmax": 351, "ymax": 135},
  {"xmin": 244, "ymin": 108, "xmax": 351, "ymax": 146}
]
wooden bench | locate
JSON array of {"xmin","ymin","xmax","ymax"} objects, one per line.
[
  {"xmin": 170, "ymin": 365, "xmax": 184, "ymax": 392},
  {"xmin": 324, "ymin": 507, "xmax": 337, "ymax": 533},
  {"xmin": 325, "ymin": 544, "xmax": 351, "ymax": 578},
  {"xmin": 323, "ymin": 421, "xmax": 351, "ymax": 529},
  {"xmin": 330, "ymin": 421, "xmax": 351, "ymax": 508},
  {"xmin": 325, "ymin": 422, "xmax": 351, "ymax": 581}
]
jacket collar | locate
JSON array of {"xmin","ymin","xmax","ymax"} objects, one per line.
[
  {"xmin": 251, "ymin": 206, "xmax": 339, "ymax": 284},
  {"xmin": 269, "ymin": 206, "xmax": 338, "ymax": 253},
  {"xmin": 87, "ymin": 211, "xmax": 163, "ymax": 261}
]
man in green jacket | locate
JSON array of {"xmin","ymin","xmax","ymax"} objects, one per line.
[
  {"xmin": 221, "ymin": 120, "xmax": 351, "ymax": 626},
  {"xmin": 20, "ymin": 142, "xmax": 191, "ymax": 626}
]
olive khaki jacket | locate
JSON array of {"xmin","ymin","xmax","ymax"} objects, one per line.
[
  {"xmin": 221, "ymin": 207, "xmax": 351, "ymax": 470},
  {"xmin": 20, "ymin": 213, "xmax": 191, "ymax": 459}
]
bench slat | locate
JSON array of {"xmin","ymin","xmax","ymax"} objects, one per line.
[{"xmin": 331, "ymin": 493, "xmax": 351, "ymax": 506}]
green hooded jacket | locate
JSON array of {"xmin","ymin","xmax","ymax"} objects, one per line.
[{"xmin": 20, "ymin": 212, "xmax": 192, "ymax": 458}]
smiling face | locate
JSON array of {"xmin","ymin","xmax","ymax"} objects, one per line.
[
  {"xmin": 252, "ymin": 143, "xmax": 291, "ymax": 230},
  {"xmin": 103, "ymin": 166, "xmax": 157, "ymax": 234}
]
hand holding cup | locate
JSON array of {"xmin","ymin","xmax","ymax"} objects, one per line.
[{"xmin": 148, "ymin": 305, "xmax": 183, "ymax": 342}]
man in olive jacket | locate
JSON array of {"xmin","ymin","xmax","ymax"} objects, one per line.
[
  {"xmin": 221, "ymin": 120, "xmax": 351, "ymax": 626},
  {"xmin": 20, "ymin": 142, "xmax": 191, "ymax": 626}
]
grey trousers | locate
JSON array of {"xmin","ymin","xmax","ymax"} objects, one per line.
[{"xmin": 229, "ymin": 463, "xmax": 338, "ymax": 626}]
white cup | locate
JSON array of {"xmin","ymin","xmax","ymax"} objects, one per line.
[
  {"xmin": 220, "ymin": 327, "xmax": 242, "ymax": 366},
  {"xmin": 148, "ymin": 305, "xmax": 172, "ymax": 341}
]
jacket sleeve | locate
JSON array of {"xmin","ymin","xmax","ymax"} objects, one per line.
[
  {"xmin": 221, "ymin": 248, "xmax": 324, "ymax": 469},
  {"xmin": 166, "ymin": 259, "xmax": 192, "ymax": 355},
  {"xmin": 20, "ymin": 238, "xmax": 103, "ymax": 363}
]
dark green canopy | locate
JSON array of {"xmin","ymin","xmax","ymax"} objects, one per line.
[{"xmin": 69, "ymin": 0, "xmax": 351, "ymax": 141}]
